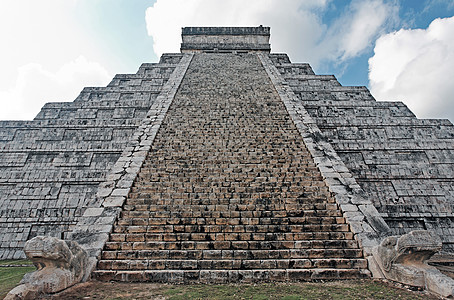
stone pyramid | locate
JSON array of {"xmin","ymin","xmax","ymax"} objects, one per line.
[{"xmin": 1, "ymin": 27, "xmax": 453, "ymax": 284}]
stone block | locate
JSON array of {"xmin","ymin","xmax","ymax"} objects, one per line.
[{"xmin": 102, "ymin": 196, "xmax": 126, "ymax": 207}]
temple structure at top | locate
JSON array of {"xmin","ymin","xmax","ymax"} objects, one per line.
[{"xmin": 180, "ymin": 26, "xmax": 271, "ymax": 53}]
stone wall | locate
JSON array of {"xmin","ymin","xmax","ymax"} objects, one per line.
[{"xmin": 0, "ymin": 54, "xmax": 184, "ymax": 259}]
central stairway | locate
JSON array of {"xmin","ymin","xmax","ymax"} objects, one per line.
[{"xmin": 94, "ymin": 53, "xmax": 369, "ymax": 283}]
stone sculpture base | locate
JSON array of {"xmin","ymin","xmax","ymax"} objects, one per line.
[
  {"xmin": 373, "ymin": 230, "xmax": 454, "ymax": 297},
  {"xmin": 5, "ymin": 236, "xmax": 89, "ymax": 300}
]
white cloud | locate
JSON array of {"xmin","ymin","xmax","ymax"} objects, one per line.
[
  {"xmin": 145, "ymin": 0, "xmax": 397, "ymax": 68},
  {"xmin": 339, "ymin": 0, "xmax": 398, "ymax": 59},
  {"xmin": 146, "ymin": 0, "xmax": 328, "ymax": 65},
  {"xmin": 369, "ymin": 16, "xmax": 454, "ymax": 121},
  {"xmin": 314, "ymin": 0, "xmax": 398, "ymax": 64},
  {"xmin": 0, "ymin": 1, "xmax": 114, "ymax": 120},
  {"xmin": 0, "ymin": 56, "xmax": 111, "ymax": 120}
]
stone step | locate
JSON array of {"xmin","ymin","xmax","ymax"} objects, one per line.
[
  {"xmin": 122, "ymin": 203, "xmax": 340, "ymax": 212},
  {"xmin": 133, "ymin": 175, "xmax": 326, "ymax": 183},
  {"xmin": 113, "ymin": 224, "xmax": 348, "ymax": 233},
  {"xmin": 111, "ymin": 224, "xmax": 351, "ymax": 234},
  {"xmin": 127, "ymin": 192, "xmax": 334, "ymax": 201},
  {"xmin": 130, "ymin": 182, "xmax": 330, "ymax": 190},
  {"xmin": 108, "ymin": 234, "xmax": 357, "ymax": 246},
  {"xmin": 93, "ymin": 268, "xmax": 371, "ymax": 283},
  {"xmin": 97, "ymin": 258, "xmax": 368, "ymax": 270},
  {"xmin": 116, "ymin": 215, "xmax": 345, "ymax": 225},
  {"xmin": 104, "ymin": 239, "xmax": 359, "ymax": 251},
  {"xmin": 122, "ymin": 205, "xmax": 343, "ymax": 216},
  {"xmin": 124, "ymin": 198, "xmax": 336, "ymax": 206},
  {"xmin": 101, "ymin": 248, "xmax": 363, "ymax": 259},
  {"xmin": 113, "ymin": 224, "xmax": 349, "ymax": 233},
  {"xmin": 108, "ymin": 231, "xmax": 354, "ymax": 241},
  {"xmin": 101, "ymin": 248, "xmax": 362, "ymax": 261}
]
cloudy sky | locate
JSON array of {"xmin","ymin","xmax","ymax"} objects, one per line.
[{"xmin": 0, "ymin": 0, "xmax": 453, "ymax": 122}]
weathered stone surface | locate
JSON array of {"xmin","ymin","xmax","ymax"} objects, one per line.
[
  {"xmin": 375, "ymin": 230, "xmax": 441, "ymax": 274},
  {"xmin": 181, "ymin": 26, "xmax": 271, "ymax": 53},
  {"xmin": 5, "ymin": 236, "xmax": 88, "ymax": 300},
  {"xmin": 424, "ymin": 268, "xmax": 454, "ymax": 298},
  {"xmin": 373, "ymin": 230, "xmax": 454, "ymax": 297}
]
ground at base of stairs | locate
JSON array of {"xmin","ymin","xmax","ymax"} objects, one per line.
[{"xmin": 40, "ymin": 280, "xmax": 437, "ymax": 300}]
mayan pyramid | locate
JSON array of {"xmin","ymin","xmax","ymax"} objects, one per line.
[{"xmin": 1, "ymin": 26, "xmax": 453, "ymax": 283}]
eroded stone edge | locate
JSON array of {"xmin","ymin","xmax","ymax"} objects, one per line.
[
  {"xmin": 68, "ymin": 53, "xmax": 194, "ymax": 276},
  {"xmin": 258, "ymin": 53, "xmax": 390, "ymax": 275}
]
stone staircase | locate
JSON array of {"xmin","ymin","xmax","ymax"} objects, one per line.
[{"xmin": 93, "ymin": 53, "xmax": 369, "ymax": 283}]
